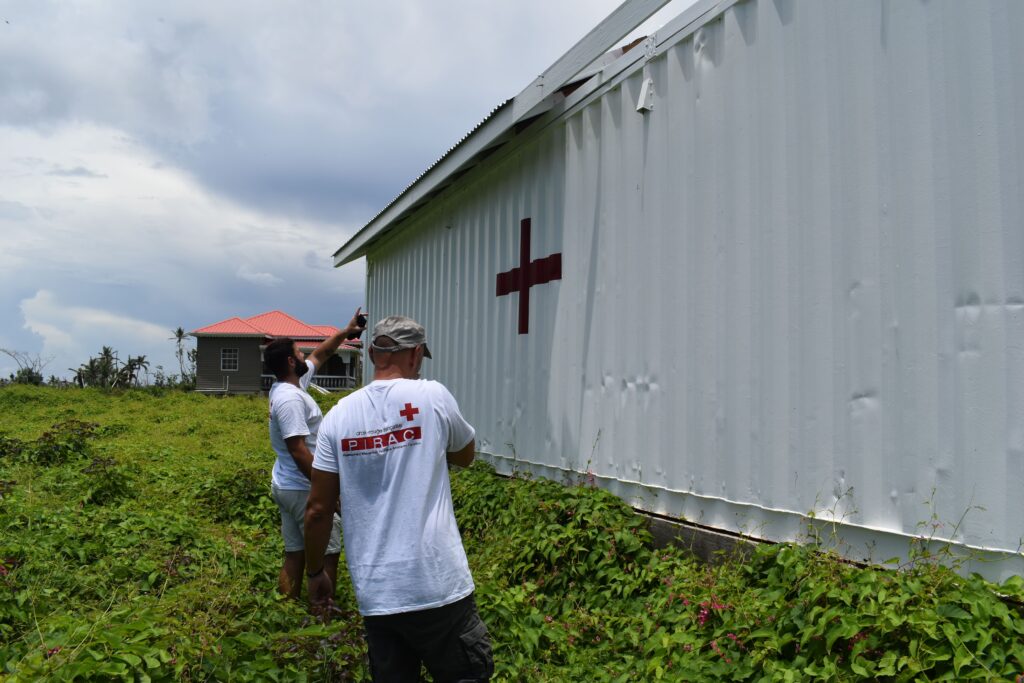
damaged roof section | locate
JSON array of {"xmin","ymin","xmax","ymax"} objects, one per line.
[{"xmin": 334, "ymin": 0, "xmax": 680, "ymax": 266}]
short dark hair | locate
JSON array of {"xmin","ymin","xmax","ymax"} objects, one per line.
[{"xmin": 265, "ymin": 338, "xmax": 296, "ymax": 379}]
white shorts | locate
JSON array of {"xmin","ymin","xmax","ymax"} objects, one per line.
[{"xmin": 271, "ymin": 484, "xmax": 342, "ymax": 554}]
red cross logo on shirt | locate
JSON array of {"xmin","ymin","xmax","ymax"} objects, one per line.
[
  {"xmin": 400, "ymin": 403, "xmax": 419, "ymax": 422},
  {"xmin": 495, "ymin": 217, "xmax": 562, "ymax": 334}
]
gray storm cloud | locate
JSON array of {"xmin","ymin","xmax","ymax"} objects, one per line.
[{"xmin": 0, "ymin": 0, "xmax": 688, "ymax": 378}]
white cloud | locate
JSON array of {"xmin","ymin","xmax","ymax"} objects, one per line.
[
  {"xmin": 236, "ymin": 264, "xmax": 283, "ymax": 287},
  {"xmin": 20, "ymin": 289, "xmax": 175, "ymax": 378},
  {"xmin": 0, "ymin": 121, "xmax": 364, "ymax": 299}
]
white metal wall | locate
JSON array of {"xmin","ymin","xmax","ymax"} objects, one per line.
[{"xmin": 365, "ymin": 0, "xmax": 1024, "ymax": 579}]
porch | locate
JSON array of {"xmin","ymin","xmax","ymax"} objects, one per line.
[{"xmin": 261, "ymin": 374, "xmax": 358, "ymax": 392}]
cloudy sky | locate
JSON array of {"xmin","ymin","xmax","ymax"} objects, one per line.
[{"xmin": 0, "ymin": 0, "xmax": 691, "ymax": 381}]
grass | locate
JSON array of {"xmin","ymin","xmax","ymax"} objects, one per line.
[{"xmin": 1, "ymin": 384, "xmax": 1023, "ymax": 681}]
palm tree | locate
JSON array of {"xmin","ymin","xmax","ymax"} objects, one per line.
[
  {"xmin": 133, "ymin": 355, "xmax": 150, "ymax": 386},
  {"xmin": 74, "ymin": 346, "xmax": 123, "ymax": 388},
  {"xmin": 99, "ymin": 347, "xmax": 119, "ymax": 388},
  {"xmin": 171, "ymin": 327, "xmax": 188, "ymax": 379},
  {"xmin": 119, "ymin": 355, "xmax": 149, "ymax": 387}
]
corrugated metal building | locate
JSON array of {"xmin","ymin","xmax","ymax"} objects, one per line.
[{"xmin": 334, "ymin": 0, "xmax": 1024, "ymax": 580}]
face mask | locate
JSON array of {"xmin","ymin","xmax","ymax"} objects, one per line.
[{"xmin": 294, "ymin": 356, "xmax": 308, "ymax": 378}]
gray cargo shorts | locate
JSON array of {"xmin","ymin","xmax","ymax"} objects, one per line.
[{"xmin": 271, "ymin": 483, "xmax": 342, "ymax": 554}]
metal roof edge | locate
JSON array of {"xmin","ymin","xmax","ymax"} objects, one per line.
[
  {"xmin": 555, "ymin": 0, "xmax": 735, "ymax": 116},
  {"xmin": 332, "ymin": 0, "xmax": 726, "ymax": 266},
  {"xmin": 189, "ymin": 332, "xmax": 266, "ymax": 338},
  {"xmin": 334, "ymin": 100, "xmax": 515, "ymax": 266}
]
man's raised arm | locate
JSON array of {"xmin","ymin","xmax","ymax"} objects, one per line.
[{"xmin": 309, "ymin": 307, "xmax": 366, "ymax": 371}]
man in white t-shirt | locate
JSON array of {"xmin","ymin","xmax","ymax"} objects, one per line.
[
  {"xmin": 304, "ymin": 315, "xmax": 493, "ymax": 682},
  {"xmin": 266, "ymin": 307, "xmax": 365, "ymax": 599}
]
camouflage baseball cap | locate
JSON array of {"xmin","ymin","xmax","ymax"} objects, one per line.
[{"xmin": 370, "ymin": 315, "xmax": 432, "ymax": 358}]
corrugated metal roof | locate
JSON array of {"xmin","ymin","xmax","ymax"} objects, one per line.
[
  {"xmin": 190, "ymin": 317, "xmax": 264, "ymax": 336},
  {"xmin": 333, "ymin": 99, "xmax": 512, "ymax": 264},
  {"xmin": 370, "ymin": 99, "xmax": 511, "ymax": 229},
  {"xmin": 245, "ymin": 311, "xmax": 324, "ymax": 338},
  {"xmin": 333, "ymin": 0, "xmax": 694, "ymax": 266},
  {"xmin": 311, "ymin": 325, "xmax": 364, "ymax": 349},
  {"xmin": 356, "ymin": 35, "xmax": 644, "ymax": 239},
  {"xmin": 192, "ymin": 311, "xmax": 356, "ymax": 340},
  {"xmin": 311, "ymin": 324, "xmax": 340, "ymax": 336}
]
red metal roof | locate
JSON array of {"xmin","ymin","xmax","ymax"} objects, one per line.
[
  {"xmin": 190, "ymin": 317, "xmax": 265, "ymax": 336},
  {"xmin": 191, "ymin": 311, "xmax": 361, "ymax": 342},
  {"xmin": 245, "ymin": 310, "xmax": 323, "ymax": 338},
  {"xmin": 311, "ymin": 325, "xmax": 363, "ymax": 349}
]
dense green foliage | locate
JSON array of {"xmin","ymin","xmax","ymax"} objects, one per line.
[
  {"xmin": 454, "ymin": 468, "xmax": 1024, "ymax": 681},
  {"xmin": 1, "ymin": 385, "xmax": 1023, "ymax": 681},
  {"xmin": 0, "ymin": 386, "xmax": 364, "ymax": 681}
]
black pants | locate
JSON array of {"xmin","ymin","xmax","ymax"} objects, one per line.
[{"xmin": 363, "ymin": 594, "xmax": 493, "ymax": 683}]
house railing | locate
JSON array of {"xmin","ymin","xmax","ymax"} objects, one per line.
[{"xmin": 261, "ymin": 374, "xmax": 357, "ymax": 391}]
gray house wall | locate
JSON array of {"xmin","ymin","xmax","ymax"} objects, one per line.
[{"xmin": 195, "ymin": 336, "xmax": 263, "ymax": 393}]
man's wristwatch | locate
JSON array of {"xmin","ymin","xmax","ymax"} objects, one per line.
[{"xmin": 307, "ymin": 566, "xmax": 325, "ymax": 579}]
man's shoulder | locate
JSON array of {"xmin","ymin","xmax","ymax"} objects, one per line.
[
  {"xmin": 270, "ymin": 383, "xmax": 305, "ymax": 401},
  {"xmin": 270, "ymin": 384, "xmax": 313, "ymax": 413},
  {"xmin": 419, "ymin": 379, "xmax": 455, "ymax": 400},
  {"xmin": 393, "ymin": 378, "xmax": 443, "ymax": 392}
]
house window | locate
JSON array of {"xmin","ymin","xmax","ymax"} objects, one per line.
[{"xmin": 221, "ymin": 348, "xmax": 239, "ymax": 371}]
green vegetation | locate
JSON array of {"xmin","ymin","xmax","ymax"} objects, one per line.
[{"xmin": 1, "ymin": 385, "xmax": 1023, "ymax": 681}]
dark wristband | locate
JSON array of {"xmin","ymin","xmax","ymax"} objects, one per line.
[{"xmin": 306, "ymin": 566, "xmax": 325, "ymax": 579}]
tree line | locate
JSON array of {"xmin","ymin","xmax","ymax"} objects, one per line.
[{"xmin": 1, "ymin": 327, "xmax": 196, "ymax": 389}]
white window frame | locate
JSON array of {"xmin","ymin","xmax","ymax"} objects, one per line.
[{"xmin": 221, "ymin": 348, "xmax": 239, "ymax": 371}]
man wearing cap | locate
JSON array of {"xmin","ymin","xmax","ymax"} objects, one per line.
[
  {"xmin": 304, "ymin": 315, "xmax": 493, "ymax": 682},
  {"xmin": 265, "ymin": 308, "xmax": 366, "ymax": 599}
]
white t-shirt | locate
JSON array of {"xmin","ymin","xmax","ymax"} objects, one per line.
[
  {"xmin": 313, "ymin": 378, "xmax": 476, "ymax": 616},
  {"xmin": 269, "ymin": 360, "xmax": 320, "ymax": 491}
]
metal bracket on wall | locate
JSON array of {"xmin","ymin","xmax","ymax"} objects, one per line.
[
  {"xmin": 636, "ymin": 77, "xmax": 655, "ymax": 112},
  {"xmin": 642, "ymin": 36, "xmax": 657, "ymax": 61}
]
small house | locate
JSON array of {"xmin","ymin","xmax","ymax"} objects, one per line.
[{"xmin": 191, "ymin": 310, "xmax": 361, "ymax": 394}]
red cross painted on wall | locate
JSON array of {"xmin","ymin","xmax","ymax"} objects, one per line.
[
  {"xmin": 495, "ymin": 217, "xmax": 562, "ymax": 334},
  {"xmin": 400, "ymin": 403, "xmax": 419, "ymax": 422}
]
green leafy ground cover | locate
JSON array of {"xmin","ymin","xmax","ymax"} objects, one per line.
[{"xmin": 1, "ymin": 385, "xmax": 1023, "ymax": 681}]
